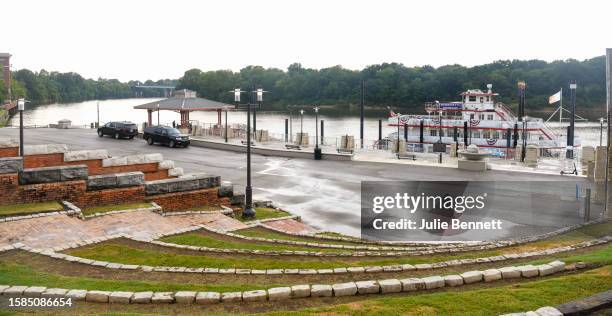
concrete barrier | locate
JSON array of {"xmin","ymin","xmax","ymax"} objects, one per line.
[{"xmin": 189, "ymin": 138, "xmax": 352, "ymax": 161}]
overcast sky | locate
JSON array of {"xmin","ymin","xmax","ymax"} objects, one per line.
[{"xmin": 2, "ymin": 0, "xmax": 610, "ymax": 81}]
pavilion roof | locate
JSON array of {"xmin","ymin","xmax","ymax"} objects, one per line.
[{"xmin": 133, "ymin": 97, "xmax": 235, "ymax": 111}]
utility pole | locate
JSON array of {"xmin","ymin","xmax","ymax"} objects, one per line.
[{"xmin": 360, "ymin": 80, "xmax": 364, "ymax": 149}]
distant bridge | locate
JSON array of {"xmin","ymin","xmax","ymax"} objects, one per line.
[{"xmin": 130, "ymin": 85, "xmax": 175, "ymax": 98}]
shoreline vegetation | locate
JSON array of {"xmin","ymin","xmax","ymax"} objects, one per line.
[{"xmin": 1, "ymin": 56, "xmax": 607, "ymax": 119}]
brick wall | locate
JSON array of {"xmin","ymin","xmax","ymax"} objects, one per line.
[
  {"xmin": 14, "ymin": 180, "xmax": 87, "ymax": 205},
  {"xmin": 23, "ymin": 153, "xmax": 65, "ymax": 168},
  {"xmin": 0, "ymin": 147, "xmax": 19, "ymax": 158},
  {"xmin": 0, "ymin": 173, "xmax": 18, "ymax": 204},
  {"xmin": 147, "ymin": 188, "xmax": 230, "ymax": 211},
  {"xmin": 75, "ymin": 186, "xmax": 146, "ymax": 208}
]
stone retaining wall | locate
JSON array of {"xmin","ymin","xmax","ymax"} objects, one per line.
[
  {"xmin": 0, "ymin": 257, "xmax": 580, "ymax": 305},
  {"xmin": 19, "ymin": 165, "xmax": 88, "ymax": 185}
]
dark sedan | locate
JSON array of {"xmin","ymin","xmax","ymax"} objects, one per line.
[
  {"xmin": 97, "ymin": 121, "xmax": 139, "ymax": 139},
  {"xmin": 143, "ymin": 126, "xmax": 190, "ymax": 148}
]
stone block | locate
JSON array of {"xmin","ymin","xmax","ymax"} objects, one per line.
[
  {"xmin": 109, "ymin": 291, "xmax": 133, "ymax": 304},
  {"xmin": 41, "ymin": 288, "xmax": 68, "ymax": 298},
  {"xmin": 0, "ymin": 157, "xmax": 23, "ymax": 174},
  {"xmin": 356, "ymin": 280, "xmax": 380, "ymax": 294},
  {"xmin": 518, "ymin": 265, "xmax": 539, "ymax": 278},
  {"xmin": 400, "ymin": 278, "xmax": 426, "ymax": 291},
  {"xmin": 290, "ymin": 285, "xmax": 311, "ymax": 298},
  {"xmin": 483, "ymin": 269, "xmax": 502, "ymax": 282},
  {"xmin": 499, "ymin": 267, "xmax": 521, "ymax": 279},
  {"xmin": 59, "ymin": 165, "xmax": 88, "ymax": 181},
  {"xmin": 458, "ymin": 159, "xmax": 488, "ymax": 171},
  {"xmin": 102, "ymin": 157, "xmax": 127, "ymax": 167},
  {"xmin": 242, "ymin": 290, "xmax": 268, "ymax": 302},
  {"xmin": 548, "ymin": 261, "xmax": 565, "ymax": 273},
  {"xmin": 444, "ymin": 275, "xmax": 464, "ymax": 287},
  {"xmin": 268, "ymin": 287, "xmax": 291, "ymax": 301},
  {"xmin": 378, "ymin": 279, "xmax": 402, "ymax": 293},
  {"xmin": 126, "ymin": 154, "xmax": 146, "ymax": 165},
  {"xmin": 168, "ymin": 168, "xmax": 184, "ymax": 177},
  {"xmin": 174, "ymin": 291, "xmax": 196, "ymax": 304},
  {"xmin": 86, "ymin": 290, "xmax": 110, "ymax": 303},
  {"xmin": 23, "ymin": 286, "xmax": 47, "ymax": 297},
  {"xmin": 19, "ymin": 167, "xmax": 60, "ymax": 184},
  {"xmin": 422, "ymin": 276, "xmax": 445, "ymax": 289},
  {"xmin": 151, "ymin": 292, "xmax": 174, "ymax": 304},
  {"xmin": 534, "ymin": 306, "xmax": 563, "ymax": 316},
  {"xmin": 218, "ymin": 181, "xmax": 233, "ymax": 197},
  {"xmin": 0, "ymin": 138, "xmax": 18, "ymax": 148},
  {"xmin": 195, "ymin": 292, "xmax": 220, "ymax": 304},
  {"xmin": 332, "ymin": 282, "xmax": 358, "ymax": 297},
  {"xmin": 537, "ymin": 264, "xmax": 555, "ymax": 276},
  {"xmin": 116, "ymin": 172, "xmax": 145, "ymax": 187},
  {"xmin": 144, "ymin": 153, "xmax": 164, "ymax": 163},
  {"xmin": 310, "ymin": 284, "xmax": 333, "ymax": 297},
  {"xmin": 3, "ymin": 286, "xmax": 28, "ymax": 296},
  {"xmin": 87, "ymin": 174, "xmax": 118, "ymax": 190},
  {"xmin": 131, "ymin": 291, "xmax": 153, "ymax": 304},
  {"xmin": 221, "ymin": 292, "xmax": 242, "ymax": 302},
  {"xmin": 461, "ymin": 270, "xmax": 483, "ymax": 284},
  {"xmin": 65, "ymin": 289, "xmax": 87, "ymax": 301},
  {"xmin": 158, "ymin": 160, "xmax": 175, "ymax": 170}
]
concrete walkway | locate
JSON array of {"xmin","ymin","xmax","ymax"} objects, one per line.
[{"xmin": 0, "ymin": 211, "xmax": 249, "ymax": 249}]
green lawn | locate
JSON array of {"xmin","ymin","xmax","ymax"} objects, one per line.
[
  {"xmin": 234, "ymin": 226, "xmax": 368, "ymax": 247},
  {"xmin": 0, "ymin": 261, "xmax": 275, "ymax": 293},
  {"xmin": 81, "ymin": 202, "xmax": 154, "ymax": 216},
  {"xmin": 236, "ymin": 207, "xmax": 290, "ymax": 222},
  {"xmin": 263, "ymin": 265, "xmax": 612, "ymax": 316},
  {"xmin": 0, "ymin": 201, "xmax": 63, "ymax": 217},
  {"xmin": 160, "ymin": 232, "xmax": 352, "ymax": 253}
]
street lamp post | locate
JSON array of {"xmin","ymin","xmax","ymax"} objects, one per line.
[
  {"xmin": 96, "ymin": 102, "xmax": 100, "ymax": 128},
  {"xmin": 299, "ymin": 109, "xmax": 304, "ymax": 145},
  {"xmin": 157, "ymin": 103, "xmax": 160, "ymax": 125},
  {"xmin": 17, "ymin": 98, "xmax": 25, "ymax": 157},
  {"xmin": 521, "ymin": 116, "xmax": 527, "ymax": 162},
  {"xmin": 230, "ymin": 87, "xmax": 261, "ymax": 219},
  {"xmin": 567, "ymin": 81, "xmax": 577, "ymax": 159},
  {"xmin": 600, "ymin": 117, "xmax": 605, "ymax": 146},
  {"xmin": 224, "ymin": 105, "xmax": 229, "ymax": 143},
  {"xmin": 396, "ymin": 114, "xmax": 401, "ymax": 153},
  {"xmin": 314, "ymin": 106, "xmax": 321, "ymax": 160}
]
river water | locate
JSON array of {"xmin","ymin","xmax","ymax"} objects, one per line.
[{"xmin": 9, "ymin": 98, "xmax": 607, "ymax": 147}]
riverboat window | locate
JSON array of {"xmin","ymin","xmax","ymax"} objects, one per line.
[
  {"xmin": 430, "ymin": 129, "xmax": 437, "ymax": 137},
  {"xmin": 492, "ymin": 131, "xmax": 499, "ymax": 139},
  {"xmin": 480, "ymin": 97, "xmax": 484, "ymax": 103},
  {"xmin": 473, "ymin": 131, "xmax": 480, "ymax": 138},
  {"xmin": 469, "ymin": 96, "xmax": 476, "ymax": 102},
  {"xmin": 482, "ymin": 130, "xmax": 491, "ymax": 139},
  {"xmin": 487, "ymin": 114, "xmax": 494, "ymax": 120},
  {"xmin": 479, "ymin": 113, "xmax": 485, "ymax": 120},
  {"xmin": 470, "ymin": 113, "xmax": 475, "ymax": 119}
]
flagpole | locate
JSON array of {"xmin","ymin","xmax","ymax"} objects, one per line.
[{"xmin": 559, "ymin": 87, "xmax": 563, "ymax": 124}]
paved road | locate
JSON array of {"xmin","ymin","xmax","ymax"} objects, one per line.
[{"xmin": 0, "ymin": 128, "xmax": 597, "ymax": 238}]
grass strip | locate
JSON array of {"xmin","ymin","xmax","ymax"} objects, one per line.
[
  {"xmin": 262, "ymin": 265, "xmax": 612, "ymax": 316},
  {"xmin": 0, "ymin": 261, "xmax": 276, "ymax": 293},
  {"xmin": 81, "ymin": 202, "xmax": 154, "ymax": 216},
  {"xmin": 159, "ymin": 233, "xmax": 352, "ymax": 253},
  {"xmin": 0, "ymin": 201, "xmax": 63, "ymax": 217},
  {"xmin": 236, "ymin": 207, "xmax": 290, "ymax": 222}
]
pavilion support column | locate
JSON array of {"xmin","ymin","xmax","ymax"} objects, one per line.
[
  {"xmin": 147, "ymin": 109, "xmax": 153, "ymax": 127},
  {"xmin": 217, "ymin": 109, "xmax": 222, "ymax": 126}
]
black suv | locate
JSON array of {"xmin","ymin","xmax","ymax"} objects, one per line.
[
  {"xmin": 143, "ymin": 126, "xmax": 190, "ymax": 148},
  {"xmin": 97, "ymin": 121, "xmax": 139, "ymax": 139}
]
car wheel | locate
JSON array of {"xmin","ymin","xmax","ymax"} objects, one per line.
[
  {"xmin": 114, "ymin": 133, "xmax": 120, "ymax": 139},
  {"xmin": 169, "ymin": 140, "xmax": 176, "ymax": 148},
  {"xmin": 147, "ymin": 137, "xmax": 154, "ymax": 145},
  {"xmin": 97, "ymin": 130, "xmax": 103, "ymax": 137}
]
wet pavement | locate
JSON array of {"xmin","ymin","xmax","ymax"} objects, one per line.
[{"xmin": 0, "ymin": 128, "xmax": 598, "ymax": 238}]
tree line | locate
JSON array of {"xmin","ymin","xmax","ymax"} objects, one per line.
[
  {"xmin": 0, "ymin": 69, "xmax": 175, "ymax": 104},
  {"xmin": 1, "ymin": 56, "xmax": 606, "ymax": 116},
  {"xmin": 177, "ymin": 56, "xmax": 607, "ymax": 113}
]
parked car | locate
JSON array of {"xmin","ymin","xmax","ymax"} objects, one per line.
[
  {"xmin": 143, "ymin": 125, "xmax": 190, "ymax": 148},
  {"xmin": 97, "ymin": 121, "xmax": 139, "ymax": 139}
]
